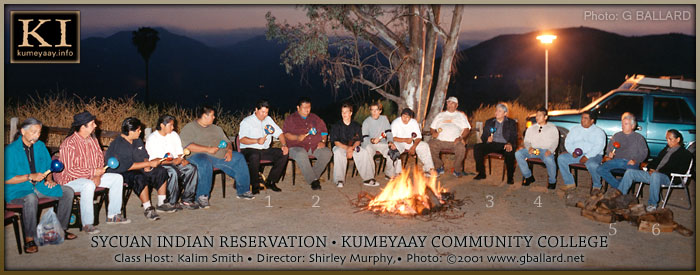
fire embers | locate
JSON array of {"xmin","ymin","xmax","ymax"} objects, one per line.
[{"xmin": 355, "ymin": 168, "xmax": 463, "ymax": 217}]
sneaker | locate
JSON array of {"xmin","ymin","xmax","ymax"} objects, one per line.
[
  {"xmin": 197, "ymin": 195, "xmax": 210, "ymax": 209},
  {"xmin": 172, "ymin": 202, "xmax": 184, "ymax": 211},
  {"xmin": 436, "ymin": 167, "xmax": 445, "ymax": 175},
  {"xmin": 547, "ymin": 183, "xmax": 556, "ymax": 190},
  {"xmin": 311, "ymin": 180, "xmax": 322, "ymax": 190},
  {"xmin": 646, "ymin": 205, "xmax": 657, "ymax": 212},
  {"xmin": 144, "ymin": 206, "xmax": 160, "ymax": 221},
  {"xmin": 106, "ymin": 214, "xmax": 131, "ymax": 224},
  {"xmin": 251, "ymin": 188, "xmax": 261, "ymax": 195},
  {"xmin": 522, "ymin": 176, "xmax": 535, "ymax": 186},
  {"xmin": 452, "ymin": 170, "xmax": 464, "ymax": 178},
  {"xmin": 236, "ymin": 191, "xmax": 256, "ymax": 200},
  {"xmin": 155, "ymin": 203, "xmax": 178, "ymax": 213},
  {"xmin": 336, "ymin": 181, "xmax": 344, "ymax": 188},
  {"xmin": 473, "ymin": 173, "xmax": 486, "ymax": 180},
  {"xmin": 363, "ymin": 179, "xmax": 379, "ymax": 187},
  {"xmin": 82, "ymin": 225, "xmax": 101, "ymax": 235},
  {"xmin": 181, "ymin": 201, "xmax": 200, "ymax": 210}
]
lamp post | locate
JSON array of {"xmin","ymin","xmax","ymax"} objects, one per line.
[{"xmin": 536, "ymin": 34, "xmax": 556, "ymax": 109}]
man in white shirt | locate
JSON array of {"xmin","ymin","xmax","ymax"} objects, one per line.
[
  {"xmin": 239, "ymin": 100, "xmax": 289, "ymax": 194},
  {"xmin": 145, "ymin": 115, "xmax": 199, "ymax": 210},
  {"xmin": 390, "ymin": 108, "xmax": 435, "ymax": 177},
  {"xmin": 428, "ymin": 97, "xmax": 471, "ymax": 177},
  {"xmin": 514, "ymin": 108, "xmax": 559, "ymax": 189}
]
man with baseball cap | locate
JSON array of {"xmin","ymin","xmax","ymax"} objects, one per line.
[
  {"xmin": 54, "ymin": 111, "xmax": 130, "ymax": 234},
  {"xmin": 428, "ymin": 97, "xmax": 471, "ymax": 178}
]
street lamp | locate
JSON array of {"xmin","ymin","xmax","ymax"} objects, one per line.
[{"xmin": 536, "ymin": 34, "xmax": 556, "ymax": 109}]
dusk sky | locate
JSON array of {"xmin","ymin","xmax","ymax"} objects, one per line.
[{"xmin": 4, "ymin": 4, "xmax": 695, "ymax": 42}]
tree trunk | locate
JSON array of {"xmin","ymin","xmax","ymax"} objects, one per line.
[
  {"xmin": 425, "ymin": 5, "xmax": 464, "ymax": 127},
  {"xmin": 417, "ymin": 5, "xmax": 439, "ymax": 127},
  {"xmin": 399, "ymin": 5, "xmax": 425, "ymax": 119},
  {"xmin": 145, "ymin": 61, "xmax": 150, "ymax": 104}
]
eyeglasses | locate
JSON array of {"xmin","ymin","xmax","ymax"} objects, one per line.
[{"xmin": 538, "ymin": 126, "xmax": 543, "ymax": 133}]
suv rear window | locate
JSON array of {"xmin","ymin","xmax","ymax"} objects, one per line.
[
  {"xmin": 596, "ymin": 94, "xmax": 644, "ymax": 121},
  {"xmin": 652, "ymin": 97, "xmax": 695, "ymax": 124}
]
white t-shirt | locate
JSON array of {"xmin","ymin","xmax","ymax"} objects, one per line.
[
  {"xmin": 391, "ymin": 117, "xmax": 422, "ymax": 144},
  {"xmin": 430, "ymin": 111, "xmax": 471, "ymax": 141},
  {"xmin": 238, "ymin": 114, "xmax": 283, "ymax": 150},
  {"xmin": 145, "ymin": 131, "xmax": 185, "ymax": 160}
]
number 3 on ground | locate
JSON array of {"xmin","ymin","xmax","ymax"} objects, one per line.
[{"xmin": 486, "ymin": 195, "xmax": 494, "ymax": 208}]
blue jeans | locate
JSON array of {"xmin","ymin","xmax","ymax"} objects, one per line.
[
  {"xmin": 514, "ymin": 148, "xmax": 557, "ymax": 183},
  {"xmin": 597, "ymin": 158, "xmax": 639, "ymax": 190},
  {"xmin": 616, "ymin": 169, "xmax": 670, "ymax": 206},
  {"xmin": 188, "ymin": 152, "xmax": 250, "ymax": 197},
  {"xmin": 557, "ymin": 153, "xmax": 603, "ymax": 187}
]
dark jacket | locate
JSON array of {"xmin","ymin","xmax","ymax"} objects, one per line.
[
  {"xmin": 647, "ymin": 146, "xmax": 693, "ymax": 177},
  {"xmin": 481, "ymin": 117, "xmax": 518, "ymax": 145}
]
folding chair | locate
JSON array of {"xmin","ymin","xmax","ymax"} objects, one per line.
[{"xmin": 636, "ymin": 159, "xmax": 694, "ymax": 210}]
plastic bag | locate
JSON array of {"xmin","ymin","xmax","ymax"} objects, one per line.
[{"xmin": 36, "ymin": 208, "xmax": 65, "ymax": 246}]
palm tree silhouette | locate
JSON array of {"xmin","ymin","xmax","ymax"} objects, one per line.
[{"xmin": 132, "ymin": 27, "xmax": 159, "ymax": 103}]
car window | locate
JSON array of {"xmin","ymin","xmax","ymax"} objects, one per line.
[
  {"xmin": 595, "ymin": 94, "xmax": 644, "ymax": 121},
  {"xmin": 652, "ymin": 97, "xmax": 695, "ymax": 124}
]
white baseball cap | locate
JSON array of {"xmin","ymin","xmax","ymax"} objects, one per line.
[{"xmin": 447, "ymin": 97, "xmax": 458, "ymax": 104}]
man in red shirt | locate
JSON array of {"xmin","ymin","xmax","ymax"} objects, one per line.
[
  {"xmin": 55, "ymin": 111, "xmax": 131, "ymax": 234},
  {"xmin": 283, "ymin": 97, "xmax": 331, "ymax": 190}
]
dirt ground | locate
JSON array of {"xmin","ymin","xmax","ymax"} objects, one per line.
[{"xmin": 4, "ymin": 152, "xmax": 696, "ymax": 270}]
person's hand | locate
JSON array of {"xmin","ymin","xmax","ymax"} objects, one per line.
[
  {"xmin": 180, "ymin": 159, "xmax": 189, "ymax": 166},
  {"xmin": 257, "ymin": 137, "xmax": 266, "ymax": 145},
  {"xmin": 454, "ymin": 138, "xmax": 462, "ymax": 145},
  {"xmin": 371, "ymin": 138, "xmax": 378, "ymax": 144},
  {"xmin": 408, "ymin": 147, "xmax": 416, "ymax": 155},
  {"xmin": 173, "ymin": 157, "xmax": 183, "ymax": 165},
  {"xmin": 224, "ymin": 150, "xmax": 233, "ymax": 162},
  {"xmin": 544, "ymin": 150, "xmax": 552, "ymax": 157},
  {"xmin": 579, "ymin": 156, "xmax": 589, "ymax": 164},
  {"xmin": 389, "ymin": 142, "xmax": 396, "ymax": 150},
  {"xmin": 487, "ymin": 135, "xmax": 494, "ymax": 143},
  {"xmin": 528, "ymin": 148, "xmax": 536, "ymax": 155},
  {"xmin": 648, "ymin": 168, "xmax": 655, "ymax": 175},
  {"xmin": 504, "ymin": 143, "xmax": 513, "ymax": 152},
  {"xmin": 432, "ymin": 132, "xmax": 439, "ymax": 139},
  {"xmin": 207, "ymin": 146, "xmax": 220, "ymax": 155},
  {"xmin": 91, "ymin": 175, "xmax": 101, "ymax": 187},
  {"xmin": 607, "ymin": 151, "xmax": 615, "ymax": 159},
  {"xmin": 346, "ymin": 149, "xmax": 353, "ymax": 159},
  {"xmin": 94, "ymin": 168, "xmax": 106, "ymax": 177},
  {"xmin": 281, "ymin": 146, "xmax": 289, "ymax": 155},
  {"xmin": 627, "ymin": 159, "xmax": 636, "ymax": 166},
  {"xmin": 317, "ymin": 141, "xmax": 326, "ymax": 148},
  {"xmin": 301, "ymin": 133, "xmax": 310, "ymax": 141},
  {"xmin": 45, "ymin": 179, "xmax": 57, "ymax": 189},
  {"xmin": 29, "ymin": 173, "xmax": 45, "ymax": 182},
  {"xmin": 149, "ymin": 159, "xmax": 160, "ymax": 168}
]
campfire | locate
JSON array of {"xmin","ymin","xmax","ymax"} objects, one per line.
[{"xmin": 356, "ymin": 167, "xmax": 459, "ymax": 216}]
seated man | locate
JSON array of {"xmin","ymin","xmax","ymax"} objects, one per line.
[
  {"xmin": 557, "ymin": 111, "xmax": 606, "ymax": 192},
  {"xmin": 107, "ymin": 117, "xmax": 174, "ymax": 221},
  {"xmin": 239, "ymin": 100, "xmax": 288, "ymax": 194},
  {"xmin": 331, "ymin": 103, "xmax": 376, "ymax": 187},
  {"xmin": 616, "ymin": 129, "xmax": 692, "ymax": 211},
  {"xmin": 514, "ymin": 107, "xmax": 558, "ymax": 189},
  {"xmin": 283, "ymin": 97, "xmax": 332, "ymax": 190},
  {"xmin": 361, "ymin": 100, "xmax": 396, "ymax": 179},
  {"xmin": 4, "ymin": 118, "xmax": 77, "ymax": 253},
  {"xmin": 473, "ymin": 103, "xmax": 518, "ymax": 184},
  {"xmin": 428, "ymin": 96, "xmax": 471, "ymax": 177},
  {"xmin": 55, "ymin": 111, "xmax": 130, "ymax": 234},
  {"xmin": 390, "ymin": 108, "xmax": 435, "ymax": 177},
  {"xmin": 181, "ymin": 106, "xmax": 255, "ymax": 207},
  {"xmin": 597, "ymin": 112, "xmax": 649, "ymax": 191},
  {"xmin": 146, "ymin": 115, "xmax": 199, "ymax": 210}
]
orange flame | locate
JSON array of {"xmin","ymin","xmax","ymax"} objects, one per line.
[{"xmin": 367, "ymin": 167, "xmax": 445, "ymax": 215}]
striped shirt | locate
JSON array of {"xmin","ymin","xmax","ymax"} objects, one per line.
[{"xmin": 55, "ymin": 132, "xmax": 104, "ymax": 185}]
